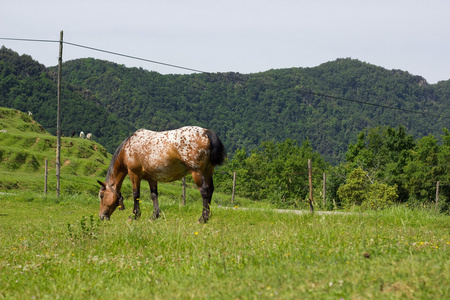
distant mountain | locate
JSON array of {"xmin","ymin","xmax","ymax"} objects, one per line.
[{"xmin": 1, "ymin": 46, "xmax": 448, "ymax": 164}]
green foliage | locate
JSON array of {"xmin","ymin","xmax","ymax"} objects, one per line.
[
  {"xmin": 216, "ymin": 139, "xmax": 328, "ymax": 208},
  {"xmin": 337, "ymin": 168, "xmax": 398, "ymax": 209},
  {"xmin": 344, "ymin": 126, "xmax": 449, "ymax": 212},
  {"xmin": 337, "ymin": 168, "xmax": 368, "ymax": 207},
  {"xmin": 67, "ymin": 215, "xmax": 101, "ymax": 241},
  {"xmin": 364, "ymin": 182, "xmax": 398, "ymax": 210},
  {"xmin": 1, "ymin": 47, "xmax": 449, "ymax": 164},
  {"xmin": 2, "ymin": 47, "xmax": 450, "ymax": 211},
  {"xmin": 403, "ymin": 130, "xmax": 450, "ymax": 209}
]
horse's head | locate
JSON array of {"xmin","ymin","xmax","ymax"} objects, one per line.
[{"xmin": 97, "ymin": 180, "xmax": 124, "ymax": 220}]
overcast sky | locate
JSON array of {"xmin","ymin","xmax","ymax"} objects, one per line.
[{"xmin": 1, "ymin": 0, "xmax": 450, "ymax": 83}]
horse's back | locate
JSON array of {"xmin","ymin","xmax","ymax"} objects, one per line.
[{"xmin": 123, "ymin": 127, "xmax": 211, "ymax": 181}]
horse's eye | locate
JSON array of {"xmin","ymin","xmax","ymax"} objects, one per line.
[{"xmin": 100, "ymin": 194, "xmax": 104, "ymax": 199}]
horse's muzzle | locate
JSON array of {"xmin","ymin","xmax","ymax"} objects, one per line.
[{"xmin": 99, "ymin": 213, "xmax": 110, "ymax": 221}]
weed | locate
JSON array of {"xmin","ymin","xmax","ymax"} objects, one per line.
[{"xmin": 67, "ymin": 215, "xmax": 101, "ymax": 240}]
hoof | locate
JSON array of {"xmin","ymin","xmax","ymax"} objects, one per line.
[
  {"xmin": 128, "ymin": 214, "xmax": 140, "ymax": 221},
  {"xmin": 198, "ymin": 216, "xmax": 209, "ymax": 224},
  {"xmin": 150, "ymin": 209, "xmax": 161, "ymax": 220}
]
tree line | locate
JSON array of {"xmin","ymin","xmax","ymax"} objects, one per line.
[
  {"xmin": 213, "ymin": 125, "xmax": 450, "ymax": 213},
  {"xmin": 1, "ymin": 46, "xmax": 449, "ymax": 164}
]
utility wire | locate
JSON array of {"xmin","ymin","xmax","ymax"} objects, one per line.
[
  {"xmin": 63, "ymin": 41, "xmax": 209, "ymax": 74},
  {"xmin": 0, "ymin": 37, "xmax": 208, "ymax": 73},
  {"xmin": 298, "ymin": 90, "xmax": 437, "ymax": 116},
  {"xmin": 0, "ymin": 37, "xmax": 59, "ymax": 43},
  {"xmin": 0, "ymin": 36, "xmax": 442, "ymax": 117}
]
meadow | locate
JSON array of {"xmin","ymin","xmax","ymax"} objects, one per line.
[
  {"xmin": 1, "ymin": 187, "xmax": 449, "ymax": 299},
  {"xmin": 1, "ymin": 108, "xmax": 449, "ymax": 299}
]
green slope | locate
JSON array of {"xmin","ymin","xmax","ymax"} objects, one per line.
[{"xmin": 0, "ymin": 107, "xmax": 111, "ymax": 193}]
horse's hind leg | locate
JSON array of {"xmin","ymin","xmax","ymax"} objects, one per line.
[
  {"xmin": 192, "ymin": 172, "xmax": 214, "ymax": 223},
  {"xmin": 149, "ymin": 180, "xmax": 160, "ymax": 219}
]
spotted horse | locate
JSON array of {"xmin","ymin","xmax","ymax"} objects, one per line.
[{"xmin": 97, "ymin": 126, "xmax": 226, "ymax": 223}]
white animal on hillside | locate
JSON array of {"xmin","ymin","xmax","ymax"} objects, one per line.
[
  {"xmin": 80, "ymin": 131, "xmax": 85, "ymax": 139},
  {"xmin": 86, "ymin": 133, "xmax": 92, "ymax": 140}
]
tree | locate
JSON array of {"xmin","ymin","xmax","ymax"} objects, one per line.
[
  {"xmin": 345, "ymin": 125, "xmax": 415, "ymax": 201},
  {"xmin": 215, "ymin": 139, "xmax": 328, "ymax": 208},
  {"xmin": 403, "ymin": 131, "xmax": 450, "ymax": 209}
]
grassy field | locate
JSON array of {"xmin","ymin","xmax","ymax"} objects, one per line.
[
  {"xmin": 1, "ymin": 189, "xmax": 449, "ymax": 299},
  {"xmin": 1, "ymin": 108, "xmax": 449, "ymax": 298}
]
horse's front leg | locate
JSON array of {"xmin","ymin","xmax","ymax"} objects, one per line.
[
  {"xmin": 149, "ymin": 180, "xmax": 160, "ymax": 219},
  {"xmin": 129, "ymin": 173, "xmax": 142, "ymax": 220}
]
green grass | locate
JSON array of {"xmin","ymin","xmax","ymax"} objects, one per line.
[
  {"xmin": 1, "ymin": 191, "xmax": 448, "ymax": 299},
  {"xmin": 1, "ymin": 107, "xmax": 449, "ymax": 298},
  {"xmin": 0, "ymin": 107, "xmax": 111, "ymax": 193}
]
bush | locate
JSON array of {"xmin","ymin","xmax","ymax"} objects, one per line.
[
  {"xmin": 337, "ymin": 168, "xmax": 398, "ymax": 210},
  {"xmin": 362, "ymin": 181, "xmax": 398, "ymax": 210}
]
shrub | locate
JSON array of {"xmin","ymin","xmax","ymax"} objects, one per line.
[
  {"xmin": 362, "ymin": 181, "xmax": 398, "ymax": 210},
  {"xmin": 337, "ymin": 168, "xmax": 398, "ymax": 210}
]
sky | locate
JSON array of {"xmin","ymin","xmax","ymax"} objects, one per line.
[{"xmin": 1, "ymin": 0, "xmax": 450, "ymax": 83}]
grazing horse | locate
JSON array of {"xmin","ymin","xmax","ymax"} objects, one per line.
[
  {"xmin": 86, "ymin": 133, "xmax": 92, "ymax": 140},
  {"xmin": 97, "ymin": 126, "xmax": 226, "ymax": 223}
]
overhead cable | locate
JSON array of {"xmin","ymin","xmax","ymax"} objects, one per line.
[
  {"xmin": 63, "ymin": 41, "xmax": 209, "ymax": 74},
  {"xmin": 0, "ymin": 37, "xmax": 208, "ymax": 73},
  {"xmin": 0, "ymin": 36, "xmax": 442, "ymax": 117},
  {"xmin": 298, "ymin": 90, "xmax": 436, "ymax": 116}
]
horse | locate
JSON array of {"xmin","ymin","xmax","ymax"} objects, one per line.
[
  {"xmin": 97, "ymin": 126, "xmax": 226, "ymax": 223},
  {"xmin": 80, "ymin": 131, "xmax": 85, "ymax": 139},
  {"xmin": 86, "ymin": 133, "xmax": 92, "ymax": 140}
]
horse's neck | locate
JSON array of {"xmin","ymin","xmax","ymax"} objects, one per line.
[{"xmin": 108, "ymin": 167, "xmax": 127, "ymax": 192}]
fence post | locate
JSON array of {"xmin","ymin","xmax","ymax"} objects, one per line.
[
  {"xmin": 435, "ymin": 181, "xmax": 440, "ymax": 209},
  {"xmin": 323, "ymin": 173, "xmax": 326, "ymax": 208},
  {"xmin": 182, "ymin": 177, "xmax": 186, "ymax": 206},
  {"xmin": 44, "ymin": 159, "xmax": 48, "ymax": 195},
  {"xmin": 231, "ymin": 172, "xmax": 236, "ymax": 204},
  {"xmin": 308, "ymin": 159, "xmax": 314, "ymax": 212}
]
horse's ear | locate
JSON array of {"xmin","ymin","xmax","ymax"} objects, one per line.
[{"xmin": 97, "ymin": 180, "xmax": 106, "ymax": 188}]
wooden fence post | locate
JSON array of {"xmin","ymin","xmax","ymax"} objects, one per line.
[
  {"xmin": 323, "ymin": 173, "xmax": 326, "ymax": 208},
  {"xmin": 308, "ymin": 159, "xmax": 314, "ymax": 212},
  {"xmin": 182, "ymin": 177, "xmax": 186, "ymax": 206},
  {"xmin": 44, "ymin": 159, "xmax": 48, "ymax": 195},
  {"xmin": 231, "ymin": 172, "xmax": 236, "ymax": 204},
  {"xmin": 435, "ymin": 181, "xmax": 440, "ymax": 209}
]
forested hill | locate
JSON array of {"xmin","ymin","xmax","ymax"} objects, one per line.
[{"xmin": 1, "ymin": 46, "xmax": 449, "ymax": 163}]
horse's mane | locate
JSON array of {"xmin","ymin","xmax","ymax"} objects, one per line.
[{"xmin": 105, "ymin": 135, "xmax": 131, "ymax": 182}]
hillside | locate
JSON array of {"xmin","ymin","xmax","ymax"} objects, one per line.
[
  {"xmin": 1, "ymin": 46, "xmax": 449, "ymax": 164},
  {"xmin": 0, "ymin": 107, "xmax": 111, "ymax": 193}
]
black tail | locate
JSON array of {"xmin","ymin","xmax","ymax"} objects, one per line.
[{"xmin": 205, "ymin": 129, "xmax": 226, "ymax": 166}]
